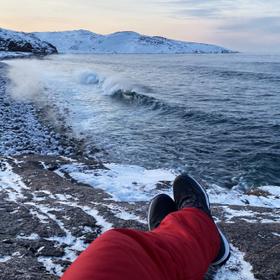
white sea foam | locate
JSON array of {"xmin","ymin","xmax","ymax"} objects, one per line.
[
  {"xmin": 260, "ymin": 185, "xmax": 280, "ymax": 196},
  {"xmin": 58, "ymin": 162, "xmax": 280, "ymax": 208},
  {"xmin": 59, "ymin": 162, "xmax": 176, "ymax": 201}
]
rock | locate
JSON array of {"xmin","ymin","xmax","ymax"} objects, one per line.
[{"xmin": 0, "ymin": 28, "xmax": 57, "ymax": 54}]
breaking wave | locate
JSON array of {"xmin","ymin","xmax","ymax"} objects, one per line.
[
  {"xmin": 110, "ymin": 90, "xmax": 171, "ymax": 111},
  {"xmin": 78, "ymin": 71, "xmax": 252, "ymax": 126},
  {"xmin": 79, "ymin": 71, "xmax": 99, "ymax": 85},
  {"xmin": 78, "ymin": 71, "xmax": 171, "ymax": 110}
]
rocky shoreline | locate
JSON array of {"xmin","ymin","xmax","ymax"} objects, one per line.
[{"xmin": 0, "ymin": 61, "xmax": 279, "ymax": 280}]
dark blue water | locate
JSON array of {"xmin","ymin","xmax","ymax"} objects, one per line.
[{"xmin": 8, "ymin": 54, "xmax": 280, "ymax": 188}]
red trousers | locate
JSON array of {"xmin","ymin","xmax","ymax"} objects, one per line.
[{"xmin": 61, "ymin": 208, "xmax": 220, "ymax": 280}]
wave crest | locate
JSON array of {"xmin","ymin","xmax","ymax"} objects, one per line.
[
  {"xmin": 79, "ymin": 72, "xmax": 99, "ymax": 85},
  {"xmin": 111, "ymin": 89, "xmax": 167, "ymax": 110}
]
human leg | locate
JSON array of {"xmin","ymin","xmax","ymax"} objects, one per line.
[{"xmin": 61, "ymin": 174, "xmax": 229, "ymax": 280}]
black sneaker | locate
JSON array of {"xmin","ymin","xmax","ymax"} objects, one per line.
[
  {"xmin": 148, "ymin": 194, "xmax": 177, "ymax": 231},
  {"xmin": 173, "ymin": 173, "xmax": 231, "ymax": 266}
]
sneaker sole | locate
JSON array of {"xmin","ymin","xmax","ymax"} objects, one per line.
[
  {"xmin": 147, "ymin": 195, "xmax": 157, "ymax": 231},
  {"xmin": 212, "ymin": 227, "xmax": 231, "ymax": 266}
]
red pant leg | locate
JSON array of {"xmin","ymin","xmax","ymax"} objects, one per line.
[{"xmin": 61, "ymin": 208, "xmax": 220, "ymax": 280}]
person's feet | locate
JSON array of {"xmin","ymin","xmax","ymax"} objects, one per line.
[
  {"xmin": 173, "ymin": 173, "xmax": 231, "ymax": 266},
  {"xmin": 148, "ymin": 193, "xmax": 177, "ymax": 230}
]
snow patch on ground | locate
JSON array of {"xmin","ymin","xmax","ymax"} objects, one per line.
[
  {"xmin": 209, "ymin": 184, "xmax": 280, "ymax": 208},
  {"xmin": 37, "ymin": 256, "xmax": 64, "ymax": 276},
  {"xmin": 214, "ymin": 245, "xmax": 255, "ymax": 280},
  {"xmin": 16, "ymin": 233, "xmax": 40, "ymax": 240},
  {"xmin": 27, "ymin": 202, "xmax": 84, "ymax": 260},
  {"xmin": 28, "ymin": 199, "xmax": 111, "ymax": 276},
  {"xmin": 26, "ymin": 201, "xmax": 92, "ymax": 275},
  {"xmin": 58, "ymin": 200, "xmax": 113, "ymax": 233},
  {"xmin": 222, "ymin": 207, "xmax": 256, "ymax": 223},
  {"xmin": 0, "ymin": 256, "xmax": 11, "ymax": 263},
  {"xmin": 28, "ymin": 208, "xmax": 49, "ymax": 224},
  {"xmin": 0, "ymin": 160, "xmax": 29, "ymax": 202},
  {"xmin": 222, "ymin": 206, "xmax": 280, "ymax": 223},
  {"xmin": 106, "ymin": 204, "xmax": 147, "ymax": 224}
]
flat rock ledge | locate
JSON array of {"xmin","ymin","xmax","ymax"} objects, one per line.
[{"xmin": 0, "ymin": 155, "xmax": 279, "ymax": 280}]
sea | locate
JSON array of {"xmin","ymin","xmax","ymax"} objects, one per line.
[{"xmin": 6, "ymin": 53, "xmax": 280, "ymax": 189}]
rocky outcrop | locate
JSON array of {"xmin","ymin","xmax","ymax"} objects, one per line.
[{"xmin": 0, "ymin": 28, "xmax": 57, "ymax": 54}]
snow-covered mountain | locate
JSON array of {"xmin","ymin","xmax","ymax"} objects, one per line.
[
  {"xmin": 33, "ymin": 29, "xmax": 233, "ymax": 54},
  {"xmin": 0, "ymin": 28, "xmax": 233, "ymax": 55},
  {"xmin": 0, "ymin": 28, "xmax": 57, "ymax": 54}
]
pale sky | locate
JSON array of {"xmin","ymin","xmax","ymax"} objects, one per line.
[{"xmin": 1, "ymin": 0, "xmax": 280, "ymax": 52}]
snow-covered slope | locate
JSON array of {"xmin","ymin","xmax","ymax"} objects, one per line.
[
  {"xmin": 33, "ymin": 29, "xmax": 233, "ymax": 54},
  {"xmin": 0, "ymin": 28, "xmax": 57, "ymax": 54}
]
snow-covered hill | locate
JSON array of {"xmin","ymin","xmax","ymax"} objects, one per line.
[
  {"xmin": 33, "ymin": 29, "xmax": 233, "ymax": 54},
  {"xmin": 0, "ymin": 28, "xmax": 57, "ymax": 54}
]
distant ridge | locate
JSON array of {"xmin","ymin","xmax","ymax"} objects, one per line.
[{"xmin": 33, "ymin": 29, "xmax": 234, "ymax": 54}]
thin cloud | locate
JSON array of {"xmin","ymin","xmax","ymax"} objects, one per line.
[
  {"xmin": 158, "ymin": 0, "xmax": 237, "ymax": 18},
  {"xmin": 220, "ymin": 16, "xmax": 280, "ymax": 34},
  {"xmin": 158, "ymin": 0, "xmax": 280, "ymax": 19},
  {"xmin": 176, "ymin": 7, "xmax": 223, "ymax": 18}
]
